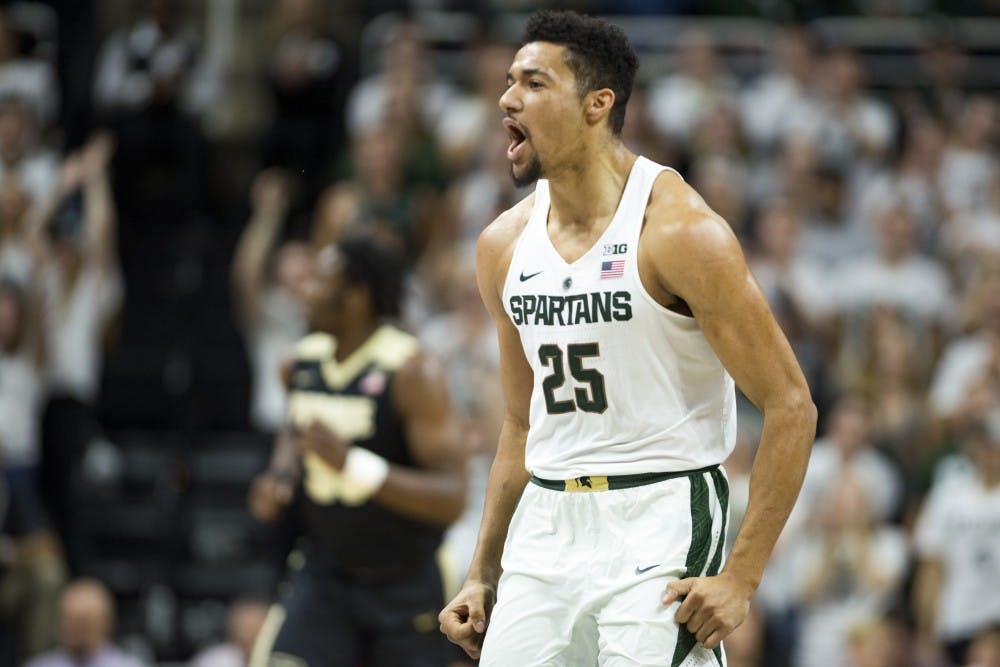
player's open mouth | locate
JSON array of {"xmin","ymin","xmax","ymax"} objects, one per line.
[{"xmin": 503, "ymin": 118, "xmax": 528, "ymax": 161}]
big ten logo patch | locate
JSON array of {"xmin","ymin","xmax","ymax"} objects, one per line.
[{"xmin": 603, "ymin": 243, "xmax": 627, "ymax": 256}]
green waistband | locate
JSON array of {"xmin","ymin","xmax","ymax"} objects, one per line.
[{"xmin": 530, "ymin": 464, "xmax": 720, "ymax": 493}]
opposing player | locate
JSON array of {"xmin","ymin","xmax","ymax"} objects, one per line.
[
  {"xmin": 248, "ymin": 233, "xmax": 466, "ymax": 667},
  {"xmin": 439, "ymin": 11, "xmax": 817, "ymax": 666}
]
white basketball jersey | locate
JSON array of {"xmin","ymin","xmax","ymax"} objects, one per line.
[{"xmin": 502, "ymin": 156, "xmax": 737, "ymax": 478}]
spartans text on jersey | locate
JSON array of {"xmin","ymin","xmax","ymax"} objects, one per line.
[{"xmin": 509, "ymin": 291, "xmax": 632, "ymax": 326}]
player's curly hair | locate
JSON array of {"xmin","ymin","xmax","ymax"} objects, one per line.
[
  {"xmin": 524, "ymin": 10, "xmax": 638, "ymax": 136},
  {"xmin": 339, "ymin": 232, "xmax": 404, "ymax": 319}
]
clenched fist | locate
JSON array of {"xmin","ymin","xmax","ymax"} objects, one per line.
[{"xmin": 439, "ymin": 580, "xmax": 497, "ymax": 659}]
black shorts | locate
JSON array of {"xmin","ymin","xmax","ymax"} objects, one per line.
[{"xmin": 258, "ymin": 556, "xmax": 450, "ymax": 667}]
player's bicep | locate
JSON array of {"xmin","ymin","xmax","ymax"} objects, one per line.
[
  {"xmin": 699, "ymin": 274, "xmax": 806, "ymax": 410},
  {"xmin": 664, "ymin": 218, "xmax": 809, "ymax": 410},
  {"xmin": 394, "ymin": 354, "xmax": 465, "ymax": 473}
]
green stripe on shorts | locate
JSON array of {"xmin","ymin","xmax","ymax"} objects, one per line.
[
  {"xmin": 670, "ymin": 473, "xmax": 712, "ymax": 667},
  {"xmin": 706, "ymin": 468, "xmax": 729, "ymax": 578},
  {"xmin": 707, "ymin": 469, "xmax": 729, "ymax": 667}
]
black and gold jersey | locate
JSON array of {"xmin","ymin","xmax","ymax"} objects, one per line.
[{"xmin": 286, "ymin": 324, "xmax": 443, "ymax": 576}]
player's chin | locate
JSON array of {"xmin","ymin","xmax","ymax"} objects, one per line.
[{"xmin": 510, "ymin": 155, "xmax": 542, "ymax": 188}]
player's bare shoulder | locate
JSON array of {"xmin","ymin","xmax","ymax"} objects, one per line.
[
  {"xmin": 645, "ymin": 170, "xmax": 744, "ymax": 277},
  {"xmin": 478, "ymin": 192, "xmax": 535, "ymax": 260},
  {"xmin": 645, "ymin": 170, "xmax": 736, "ymax": 247},
  {"xmin": 639, "ymin": 169, "xmax": 748, "ymax": 304},
  {"xmin": 393, "ymin": 349, "xmax": 448, "ymax": 415},
  {"xmin": 476, "ymin": 192, "xmax": 535, "ymax": 305}
]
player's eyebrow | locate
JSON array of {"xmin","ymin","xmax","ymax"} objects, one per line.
[{"xmin": 507, "ymin": 67, "xmax": 553, "ymax": 83}]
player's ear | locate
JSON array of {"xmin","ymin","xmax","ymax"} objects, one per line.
[{"xmin": 584, "ymin": 88, "xmax": 615, "ymax": 127}]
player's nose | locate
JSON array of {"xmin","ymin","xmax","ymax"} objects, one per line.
[{"xmin": 498, "ymin": 84, "xmax": 520, "ymax": 114}]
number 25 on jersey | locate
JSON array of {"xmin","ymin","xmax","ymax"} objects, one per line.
[{"xmin": 538, "ymin": 343, "xmax": 608, "ymax": 415}]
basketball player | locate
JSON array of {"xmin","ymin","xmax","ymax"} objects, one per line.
[
  {"xmin": 248, "ymin": 234, "xmax": 466, "ymax": 666},
  {"xmin": 438, "ymin": 11, "xmax": 817, "ymax": 666}
]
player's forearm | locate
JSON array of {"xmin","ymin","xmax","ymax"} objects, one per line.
[
  {"xmin": 268, "ymin": 427, "xmax": 299, "ymax": 480},
  {"xmin": 466, "ymin": 418, "xmax": 530, "ymax": 586},
  {"xmin": 723, "ymin": 394, "xmax": 816, "ymax": 591},
  {"xmin": 373, "ymin": 467, "xmax": 466, "ymax": 526}
]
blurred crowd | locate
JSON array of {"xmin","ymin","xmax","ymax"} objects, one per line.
[{"xmin": 1, "ymin": 0, "xmax": 1000, "ymax": 666}]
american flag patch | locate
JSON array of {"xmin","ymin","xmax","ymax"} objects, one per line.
[{"xmin": 600, "ymin": 260, "xmax": 625, "ymax": 279}]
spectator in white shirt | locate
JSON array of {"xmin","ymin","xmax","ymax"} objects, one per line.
[
  {"xmin": 945, "ymin": 169, "xmax": 1000, "ymax": 275},
  {"xmin": 854, "ymin": 117, "xmax": 946, "ymax": 253},
  {"xmin": 750, "ymin": 196, "xmax": 835, "ymax": 329},
  {"xmin": 0, "ymin": 245, "xmax": 64, "ymax": 663},
  {"xmin": 35, "ymin": 135, "xmax": 122, "ymax": 569},
  {"xmin": 930, "ymin": 254, "xmax": 1000, "ymax": 427},
  {"xmin": 914, "ymin": 418, "xmax": 1000, "ymax": 666},
  {"xmin": 834, "ymin": 201, "xmax": 951, "ymax": 326},
  {"xmin": 345, "ymin": 22, "xmax": 457, "ymax": 142},
  {"xmin": 784, "ymin": 48, "xmax": 896, "ymax": 170},
  {"xmin": 749, "ymin": 197, "xmax": 835, "ymax": 407},
  {"xmin": 791, "ymin": 476, "xmax": 909, "ymax": 667},
  {"xmin": 842, "ymin": 307, "xmax": 935, "ymax": 481},
  {"xmin": 434, "ymin": 38, "xmax": 515, "ymax": 173},
  {"xmin": 230, "ymin": 169, "xmax": 309, "ymax": 435},
  {"xmin": 647, "ymin": 29, "xmax": 738, "ymax": 155},
  {"xmin": 938, "ymin": 96, "xmax": 998, "ymax": 217},
  {"xmin": 798, "ymin": 395, "xmax": 903, "ymax": 524},
  {"xmin": 0, "ymin": 176, "xmax": 36, "ymax": 285},
  {"xmin": 741, "ymin": 24, "xmax": 819, "ymax": 156},
  {"xmin": 0, "ymin": 11, "xmax": 58, "ymax": 130},
  {"xmin": 0, "ymin": 278, "xmax": 45, "ymax": 481},
  {"xmin": 93, "ymin": 0, "xmax": 214, "ymax": 121},
  {"xmin": 93, "ymin": 0, "xmax": 215, "ymax": 218}
]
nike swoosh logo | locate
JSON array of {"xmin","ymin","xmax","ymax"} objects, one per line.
[
  {"xmin": 519, "ymin": 270, "xmax": 543, "ymax": 282},
  {"xmin": 635, "ymin": 564, "xmax": 659, "ymax": 575}
]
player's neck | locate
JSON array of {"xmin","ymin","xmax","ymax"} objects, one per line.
[
  {"xmin": 329, "ymin": 320, "xmax": 380, "ymax": 362},
  {"xmin": 546, "ymin": 142, "xmax": 636, "ymax": 229}
]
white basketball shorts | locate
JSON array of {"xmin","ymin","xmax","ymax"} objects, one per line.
[{"xmin": 480, "ymin": 466, "xmax": 729, "ymax": 667}]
